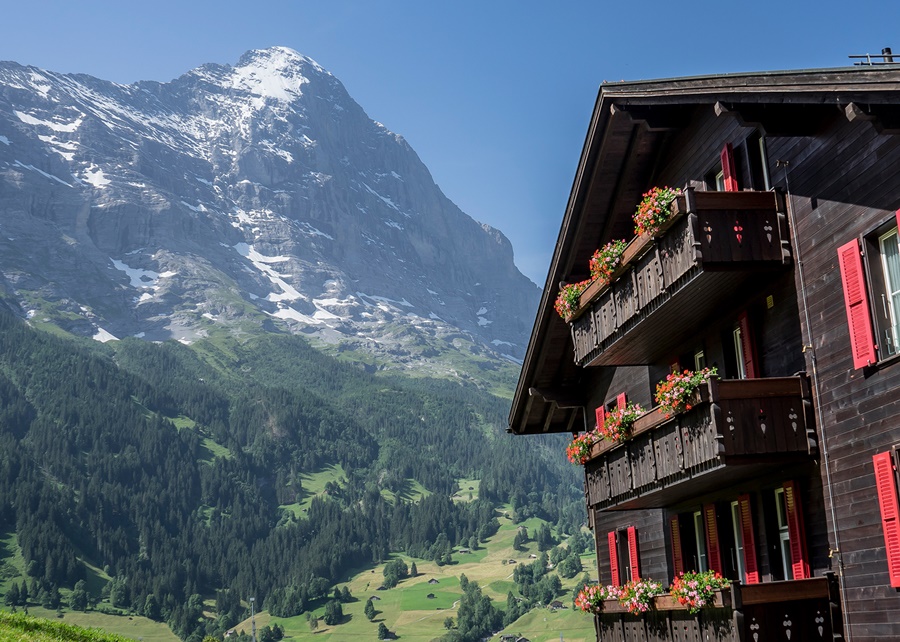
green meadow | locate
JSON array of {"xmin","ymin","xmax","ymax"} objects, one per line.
[
  {"xmin": 2, "ymin": 487, "xmax": 595, "ymax": 642},
  {"xmin": 230, "ymin": 511, "xmax": 597, "ymax": 642}
]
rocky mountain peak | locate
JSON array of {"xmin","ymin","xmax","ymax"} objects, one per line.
[{"xmin": 0, "ymin": 49, "xmax": 539, "ymax": 384}]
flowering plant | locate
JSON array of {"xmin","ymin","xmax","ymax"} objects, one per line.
[
  {"xmin": 589, "ymin": 239, "xmax": 627, "ymax": 285},
  {"xmin": 554, "ymin": 279, "xmax": 592, "ymax": 319},
  {"xmin": 654, "ymin": 367, "xmax": 717, "ymax": 418},
  {"xmin": 566, "ymin": 432, "xmax": 597, "ymax": 465},
  {"xmin": 599, "ymin": 402, "xmax": 645, "ymax": 443},
  {"xmin": 633, "ymin": 186, "xmax": 682, "ymax": 237},
  {"xmin": 574, "ymin": 583, "xmax": 623, "ymax": 614},
  {"xmin": 619, "ymin": 579, "xmax": 665, "ymax": 616},
  {"xmin": 669, "ymin": 571, "xmax": 730, "ymax": 614}
]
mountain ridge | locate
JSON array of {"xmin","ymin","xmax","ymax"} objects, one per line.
[{"xmin": 0, "ymin": 46, "xmax": 538, "ymax": 382}]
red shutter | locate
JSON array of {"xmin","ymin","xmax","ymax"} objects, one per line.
[
  {"xmin": 721, "ymin": 143, "xmax": 739, "ymax": 192},
  {"xmin": 616, "ymin": 392, "xmax": 627, "ymax": 409},
  {"xmin": 737, "ymin": 311, "xmax": 758, "ymax": 379},
  {"xmin": 669, "ymin": 516, "xmax": 684, "ymax": 576},
  {"xmin": 627, "ymin": 526, "xmax": 640, "ymax": 581},
  {"xmin": 703, "ymin": 504, "xmax": 723, "ymax": 574},
  {"xmin": 608, "ymin": 531, "xmax": 620, "ymax": 586},
  {"xmin": 783, "ymin": 480, "xmax": 811, "ymax": 580},
  {"xmin": 838, "ymin": 239, "xmax": 877, "ymax": 369},
  {"xmin": 595, "ymin": 406, "xmax": 605, "ymax": 431},
  {"xmin": 873, "ymin": 452, "xmax": 900, "ymax": 587},
  {"xmin": 737, "ymin": 495, "xmax": 760, "ymax": 584}
]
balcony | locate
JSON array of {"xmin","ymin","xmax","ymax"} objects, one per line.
[
  {"xmin": 596, "ymin": 575, "xmax": 841, "ymax": 642},
  {"xmin": 584, "ymin": 375, "xmax": 816, "ymax": 510},
  {"xmin": 569, "ymin": 189, "xmax": 790, "ymax": 367}
]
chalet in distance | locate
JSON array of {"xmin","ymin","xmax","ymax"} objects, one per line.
[{"xmin": 509, "ymin": 62, "xmax": 900, "ymax": 642}]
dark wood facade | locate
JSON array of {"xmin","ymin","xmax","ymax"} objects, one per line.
[{"xmin": 510, "ymin": 66, "xmax": 900, "ymax": 642}]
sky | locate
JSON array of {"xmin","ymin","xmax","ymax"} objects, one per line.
[{"xmin": 2, "ymin": 1, "xmax": 899, "ymax": 285}]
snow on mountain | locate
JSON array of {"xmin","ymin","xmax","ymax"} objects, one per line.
[{"xmin": 0, "ymin": 47, "xmax": 539, "ymax": 377}]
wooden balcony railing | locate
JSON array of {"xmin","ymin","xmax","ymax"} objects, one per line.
[
  {"xmin": 595, "ymin": 575, "xmax": 842, "ymax": 642},
  {"xmin": 570, "ymin": 188, "xmax": 790, "ymax": 367},
  {"xmin": 584, "ymin": 375, "xmax": 816, "ymax": 510}
]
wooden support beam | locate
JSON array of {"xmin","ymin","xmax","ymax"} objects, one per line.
[
  {"xmin": 541, "ymin": 401, "xmax": 558, "ymax": 433},
  {"xmin": 529, "ymin": 386, "xmax": 584, "ymax": 408},
  {"xmin": 714, "ymin": 101, "xmax": 835, "ymax": 136},
  {"xmin": 611, "ymin": 103, "xmax": 690, "ymax": 132},
  {"xmin": 845, "ymin": 102, "xmax": 900, "ymax": 134}
]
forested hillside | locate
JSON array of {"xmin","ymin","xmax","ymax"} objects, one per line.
[{"xmin": 0, "ymin": 305, "xmax": 581, "ymax": 640}]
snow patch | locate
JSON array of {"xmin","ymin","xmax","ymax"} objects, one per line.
[
  {"xmin": 477, "ymin": 307, "xmax": 488, "ymax": 315},
  {"xmin": 13, "ymin": 160, "xmax": 72, "ymax": 187},
  {"xmin": 14, "ymin": 110, "xmax": 83, "ymax": 132},
  {"xmin": 38, "ymin": 135, "xmax": 77, "ymax": 161},
  {"xmin": 269, "ymin": 305, "xmax": 319, "ymax": 325},
  {"xmin": 0, "ymin": 136, "xmax": 10, "ymax": 145},
  {"xmin": 93, "ymin": 327, "xmax": 119, "ymax": 343},
  {"xmin": 362, "ymin": 182, "xmax": 402, "ymax": 213},
  {"xmin": 233, "ymin": 242, "xmax": 302, "ymax": 302},
  {"xmin": 491, "ymin": 339, "xmax": 514, "ymax": 347},
  {"xmin": 300, "ymin": 222, "xmax": 334, "ymax": 240},
  {"xmin": 231, "ymin": 47, "xmax": 311, "ymax": 106},
  {"xmin": 110, "ymin": 258, "xmax": 175, "ymax": 302},
  {"xmin": 180, "ymin": 200, "xmax": 207, "ymax": 212},
  {"xmin": 83, "ymin": 166, "xmax": 110, "ymax": 188},
  {"xmin": 477, "ymin": 317, "xmax": 492, "ymax": 327},
  {"xmin": 357, "ymin": 292, "xmax": 414, "ymax": 308}
]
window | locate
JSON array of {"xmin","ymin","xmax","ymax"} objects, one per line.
[
  {"xmin": 744, "ymin": 131, "xmax": 771, "ymax": 191},
  {"xmin": 730, "ymin": 311, "xmax": 758, "ymax": 379},
  {"xmin": 730, "ymin": 501, "xmax": 746, "ymax": 581},
  {"xmin": 669, "ymin": 489, "xmax": 809, "ymax": 584},
  {"xmin": 694, "ymin": 350, "xmax": 706, "ymax": 371},
  {"xmin": 838, "ymin": 214, "xmax": 900, "ymax": 368},
  {"xmin": 732, "ymin": 328, "xmax": 747, "ymax": 379},
  {"xmin": 774, "ymin": 488, "xmax": 792, "ymax": 580},
  {"xmin": 608, "ymin": 527, "xmax": 640, "ymax": 585},
  {"xmin": 877, "ymin": 227, "xmax": 900, "ymax": 357},
  {"xmin": 693, "ymin": 510, "xmax": 708, "ymax": 572}
]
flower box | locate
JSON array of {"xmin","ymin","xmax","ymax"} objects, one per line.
[{"xmin": 595, "ymin": 590, "xmax": 730, "ymax": 614}]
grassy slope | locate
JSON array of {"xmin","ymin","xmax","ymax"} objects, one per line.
[
  {"xmin": 1, "ymin": 512, "xmax": 595, "ymax": 642},
  {"xmin": 230, "ymin": 512, "xmax": 597, "ymax": 642},
  {"xmin": 0, "ymin": 611, "xmax": 141, "ymax": 642}
]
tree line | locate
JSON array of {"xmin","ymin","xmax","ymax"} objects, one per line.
[{"xmin": 0, "ymin": 304, "xmax": 584, "ymax": 640}]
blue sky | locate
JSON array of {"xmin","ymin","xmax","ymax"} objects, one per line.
[{"xmin": 3, "ymin": 1, "xmax": 899, "ymax": 284}]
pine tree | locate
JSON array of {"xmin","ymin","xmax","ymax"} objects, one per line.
[
  {"xmin": 409, "ymin": 562, "xmax": 417, "ymax": 577},
  {"xmin": 377, "ymin": 622, "xmax": 389, "ymax": 639},
  {"xmin": 4, "ymin": 581, "xmax": 19, "ymax": 607},
  {"xmin": 70, "ymin": 580, "xmax": 88, "ymax": 611},
  {"xmin": 364, "ymin": 598, "xmax": 376, "ymax": 621}
]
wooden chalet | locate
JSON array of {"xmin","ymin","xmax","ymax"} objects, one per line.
[{"xmin": 509, "ymin": 63, "xmax": 900, "ymax": 642}]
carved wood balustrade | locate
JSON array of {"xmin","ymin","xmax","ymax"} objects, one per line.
[
  {"xmin": 595, "ymin": 575, "xmax": 842, "ymax": 642},
  {"xmin": 570, "ymin": 189, "xmax": 790, "ymax": 367},
  {"xmin": 584, "ymin": 375, "xmax": 816, "ymax": 511}
]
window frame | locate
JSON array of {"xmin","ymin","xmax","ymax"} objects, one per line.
[
  {"xmin": 841, "ymin": 213, "xmax": 900, "ymax": 369},
  {"xmin": 774, "ymin": 487, "xmax": 792, "ymax": 580},
  {"xmin": 874, "ymin": 225, "xmax": 900, "ymax": 359}
]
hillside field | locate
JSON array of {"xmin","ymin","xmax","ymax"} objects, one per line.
[{"xmin": 230, "ymin": 510, "xmax": 597, "ymax": 642}]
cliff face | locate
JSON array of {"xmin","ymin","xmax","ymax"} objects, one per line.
[{"xmin": 0, "ymin": 47, "xmax": 538, "ymax": 376}]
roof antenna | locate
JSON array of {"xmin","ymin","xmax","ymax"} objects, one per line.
[{"xmin": 849, "ymin": 47, "xmax": 895, "ymax": 65}]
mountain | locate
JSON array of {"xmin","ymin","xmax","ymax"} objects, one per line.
[{"xmin": 0, "ymin": 47, "xmax": 539, "ymax": 382}]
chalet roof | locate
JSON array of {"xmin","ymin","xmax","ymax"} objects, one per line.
[{"xmin": 509, "ymin": 65, "xmax": 900, "ymax": 436}]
